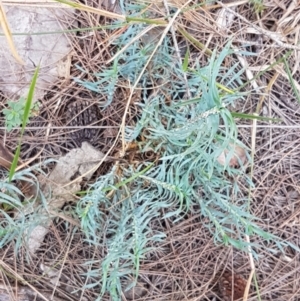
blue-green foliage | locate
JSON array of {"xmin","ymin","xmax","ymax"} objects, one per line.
[
  {"xmin": 77, "ymin": 165, "xmax": 167, "ymax": 300},
  {"xmin": 0, "ymin": 165, "xmax": 47, "ymax": 252},
  {"xmin": 74, "ymin": 22, "xmax": 174, "ymax": 109},
  {"xmin": 74, "ymin": 18, "xmax": 260, "ymax": 299},
  {"xmin": 73, "ymin": 9, "xmax": 289, "ymax": 299}
]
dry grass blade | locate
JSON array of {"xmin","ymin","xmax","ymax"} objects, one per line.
[
  {"xmin": 0, "ymin": 260, "xmax": 50, "ymax": 301},
  {"xmin": 53, "ymin": 0, "xmax": 125, "ymax": 20},
  {"xmin": 0, "ymin": 1, "xmax": 23, "ymax": 64},
  {"xmin": 218, "ymin": 1, "xmax": 300, "ymax": 51},
  {"xmin": 107, "ymin": 24, "xmax": 158, "ymax": 64}
]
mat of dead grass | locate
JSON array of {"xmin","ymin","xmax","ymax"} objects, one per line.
[{"xmin": 1, "ymin": 0, "xmax": 300, "ymax": 300}]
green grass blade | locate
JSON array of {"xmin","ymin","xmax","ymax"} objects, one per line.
[
  {"xmin": 182, "ymin": 47, "xmax": 189, "ymax": 72},
  {"xmin": 21, "ymin": 67, "xmax": 39, "ymax": 134},
  {"xmin": 283, "ymin": 57, "xmax": 300, "ymax": 103},
  {"xmin": 231, "ymin": 112, "xmax": 281, "ymax": 122},
  {"xmin": 126, "ymin": 16, "xmax": 167, "ymax": 25},
  {"xmin": 9, "ymin": 66, "xmax": 39, "ymax": 182},
  {"xmin": 8, "ymin": 145, "xmax": 21, "ymax": 182},
  {"xmin": 177, "ymin": 27, "xmax": 212, "ymax": 56}
]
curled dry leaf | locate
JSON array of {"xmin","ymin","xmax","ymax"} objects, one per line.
[
  {"xmin": 25, "ymin": 142, "xmax": 109, "ymax": 254},
  {"xmin": 217, "ymin": 143, "xmax": 247, "ymax": 168},
  {"xmin": 219, "ymin": 271, "xmax": 247, "ymax": 301}
]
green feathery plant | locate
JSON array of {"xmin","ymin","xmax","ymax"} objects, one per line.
[
  {"xmin": 2, "ymin": 97, "xmax": 40, "ymax": 132},
  {"xmin": 250, "ymin": 0, "xmax": 265, "ymax": 13},
  {"xmin": 73, "ymin": 8, "xmax": 299, "ymax": 298}
]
